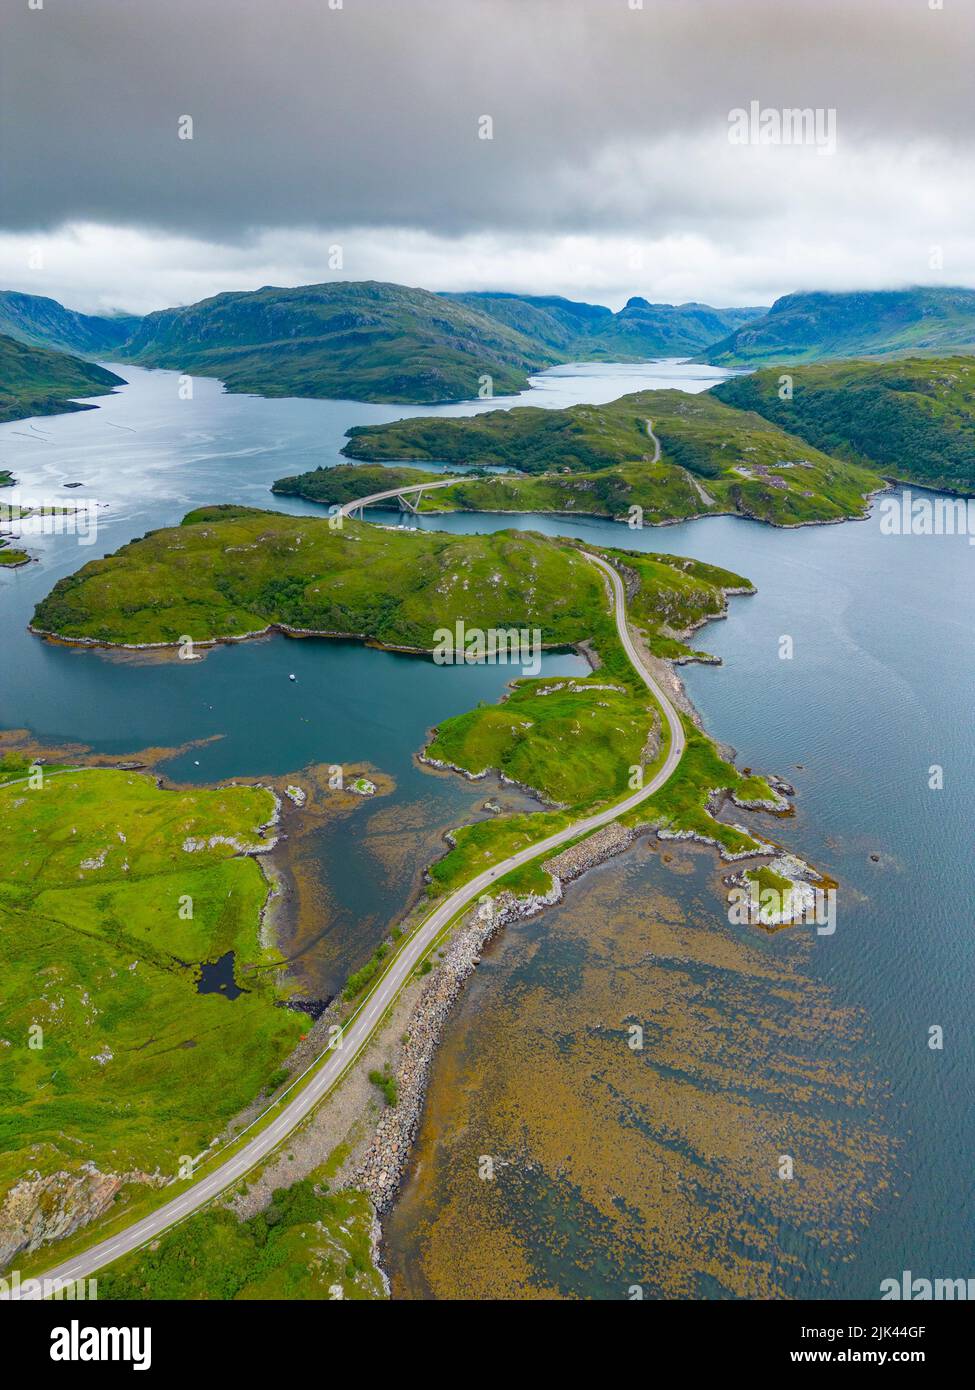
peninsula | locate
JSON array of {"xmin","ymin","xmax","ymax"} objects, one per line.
[
  {"xmin": 0, "ymin": 333, "xmax": 125, "ymax": 425},
  {"xmin": 275, "ymin": 388, "xmax": 883, "ymax": 528}
]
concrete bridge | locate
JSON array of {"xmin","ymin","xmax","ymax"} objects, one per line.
[{"xmin": 340, "ymin": 477, "xmax": 458, "ymax": 519}]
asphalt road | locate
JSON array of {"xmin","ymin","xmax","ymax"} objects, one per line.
[
  {"xmin": 645, "ymin": 418, "xmax": 662, "ymax": 462},
  {"xmin": 12, "ymin": 545, "xmax": 685, "ymax": 1296}
]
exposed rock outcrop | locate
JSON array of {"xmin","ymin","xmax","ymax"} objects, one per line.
[{"xmin": 0, "ymin": 1164, "xmax": 166, "ymax": 1269}]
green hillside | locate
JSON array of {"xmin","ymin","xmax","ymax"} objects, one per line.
[
  {"xmin": 713, "ymin": 356, "xmax": 975, "ymax": 493},
  {"xmin": 0, "ymin": 333, "xmax": 125, "ymax": 424},
  {"xmin": 0, "ymin": 768, "xmax": 305, "ymax": 1257},
  {"xmin": 119, "ymin": 281, "xmax": 559, "ymax": 404},
  {"xmin": 115, "ymin": 281, "xmax": 764, "ymax": 404},
  {"xmin": 331, "ymin": 388, "xmax": 881, "ymax": 526},
  {"xmin": 705, "ymin": 287, "xmax": 975, "ymax": 366},
  {"xmin": 31, "ymin": 506, "xmax": 608, "ymax": 649}
]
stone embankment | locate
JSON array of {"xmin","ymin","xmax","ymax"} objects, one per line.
[{"xmin": 354, "ymin": 820, "xmax": 635, "ymax": 1209}]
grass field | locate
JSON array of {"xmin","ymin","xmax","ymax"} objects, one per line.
[
  {"xmin": 97, "ymin": 1179, "xmax": 385, "ymax": 1301},
  {"xmin": 0, "ymin": 768, "xmax": 307, "ymax": 1262},
  {"xmin": 427, "ymin": 809, "xmax": 572, "ymax": 898}
]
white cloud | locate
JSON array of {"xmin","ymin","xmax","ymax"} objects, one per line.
[{"xmin": 2, "ymin": 131, "xmax": 974, "ymax": 316}]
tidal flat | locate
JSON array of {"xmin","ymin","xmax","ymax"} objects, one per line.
[{"xmin": 383, "ymin": 840, "xmax": 896, "ymax": 1300}]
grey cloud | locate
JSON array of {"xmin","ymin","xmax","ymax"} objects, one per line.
[{"xmin": 2, "ymin": 0, "xmax": 972, "ymax": 240}]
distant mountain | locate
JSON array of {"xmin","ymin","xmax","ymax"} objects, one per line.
[
  {"xmin": 704, "ymin": 288, "xmax": 975, "ymax": 366},
  {"xmin": 712, "ymin": 356, "xmax": 975, "ymax": 494},
  {"xmin": 0, "ymin": 291, "xmax": 138, "ymax": 358},
  {"xmin": 0, "ymin": 333, "xmax": 125, "ymax": 424},
  {"xmin": 118, "ymin": 282, "xmax": 765, "ymax": 404},
  {"xmin": 443, "ymin": 291, "xmax": 764, "ymax": 359},
  {"xmin": 119, "ymin": 281, "xmax": 561, "ymax": 404}
]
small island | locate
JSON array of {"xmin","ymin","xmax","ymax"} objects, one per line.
[{"xmin": 0, "ymin": 471, "xmax": 30, "ymax": 567}]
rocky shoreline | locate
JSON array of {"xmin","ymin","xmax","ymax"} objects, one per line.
[{"xmin": 352, "ymin": 819, "xmax": 635, "ymax": 1216}]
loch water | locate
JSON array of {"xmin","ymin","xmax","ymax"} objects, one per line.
[{"xmin": 1, "ymin": 360, "xmax": 970, "ymax": 1295}]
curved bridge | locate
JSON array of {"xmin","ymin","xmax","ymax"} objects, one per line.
[{"xmin": 340, "ymin": 477, "xmax": 458, "ymax": 518}]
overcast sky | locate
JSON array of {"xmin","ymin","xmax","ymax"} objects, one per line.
[{"xmin": 2, "ymin": 0, "xmax": 973, "ymax": 315}]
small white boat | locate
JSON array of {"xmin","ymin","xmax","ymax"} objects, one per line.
[{"xmin": 289, "ymin": 673, "xmax": 297, "ymax": 682}]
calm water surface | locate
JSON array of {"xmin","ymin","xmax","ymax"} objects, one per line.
[{"xmin": 1, "ymin": 359, "xmax": 970, "ymax": 1294}]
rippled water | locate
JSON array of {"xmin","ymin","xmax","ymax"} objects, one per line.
[
  {"xmin": 2, "ymin": 358, "xmax": 969, "ymax": 1295},
  {"xmin": 384, "ymin": 504, "xmax": 975, "ymax": 1298}
]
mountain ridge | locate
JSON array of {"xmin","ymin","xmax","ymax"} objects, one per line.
[
  {"xmin": 0, "ymin": 290, "xmax": 138, "ymax": 358},
  {"xmin": 704, "ymin": 287, "xmax": 975, "ymax": 366}
]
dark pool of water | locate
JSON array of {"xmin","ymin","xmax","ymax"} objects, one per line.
[{"xmin": 195, "ymin": 951, "xmax": 244, "ymax": 999}]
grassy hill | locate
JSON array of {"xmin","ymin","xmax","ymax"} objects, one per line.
[
  {"xmin": 331, "ymin": 388, "xmax": 882, "ymax": 526},
  {"xmin": 704, "ymin": 288, "xmax": 975, "ymax": 366},
  {"xmin": 119, "ymin": 281, "xmax": 560, "ymax": 404},
  {"xmin": 712, "ymin": 356, "xmax": 975, "ymax": 493},
  {"xmin": 442, "ymin": 292, "xmax": 764, "ymax": 359},
  {"xmin": 115, "ymin": 281, "xmax": 764, "ymax": 404},
  {"xmin": 0, "ymin": 290, "xmax": 137, "ymax": 357},
  {"xmin": 0, "ymin": 768, "xmax": 305, "ymax": 1265},
  {"xmin": 0, "ymin": 333, "xmax": 125, "ymax": 424},
  {"xmin": 32, "ymin": 506, "xmax": 607, "ymax": 649}
]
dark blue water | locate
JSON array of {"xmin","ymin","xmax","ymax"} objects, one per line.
[
  {"xmin": 2, "ymin": 359, "xmax": 970, "ymax": 1293},
  {"xmin": 196, "ymin": 951, "xmax": 244, "ymax": 999},
  {"xmin": 392, "ymin": 505, "xmax": 975, "ymax": 1296}
]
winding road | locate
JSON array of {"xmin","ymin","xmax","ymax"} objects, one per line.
[
  {"xmin": 645, "ymin": 417, "xmax": 662, "ymax": 463},
  {"xmin": 12, "ymin": 533, "xmax": 686, "ymax": 1297}
]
